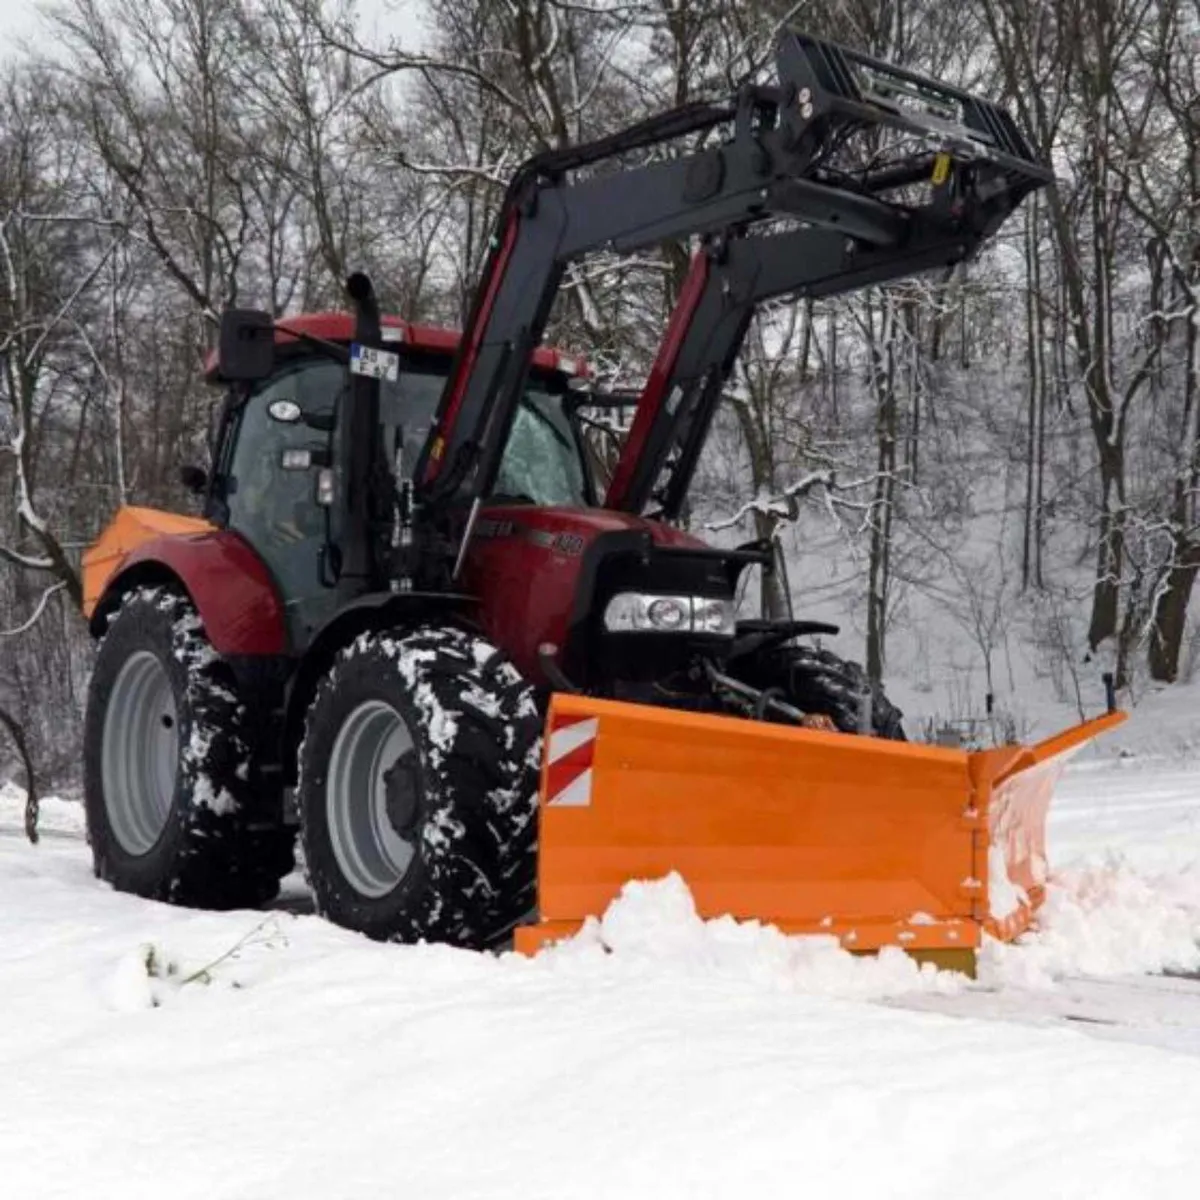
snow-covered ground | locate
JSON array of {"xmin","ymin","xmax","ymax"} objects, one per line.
[{"xmin": 1, "ymin": 757, "xmax": 1198, "ymax": 1200}]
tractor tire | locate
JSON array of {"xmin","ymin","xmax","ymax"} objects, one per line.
[
  {"xmin": 753, "ymin": 644, "xmax": 906, "ymax": 740},
  {"xmin": 296, "ymin": 625, "xmax": 541, "ymax": 948},
  {"xmin": 83, "ymin": 587, "xmax": 296, "ymax": 909}
]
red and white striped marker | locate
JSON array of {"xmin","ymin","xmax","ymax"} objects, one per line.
[{"xmin": 544, "ymin": 715, "xmax": 598, "ymax": 807}]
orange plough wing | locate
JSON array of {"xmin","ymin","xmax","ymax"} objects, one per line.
[{"xmin": 513, "ymin": 695, "xmax": 1125, "ymax": 971}]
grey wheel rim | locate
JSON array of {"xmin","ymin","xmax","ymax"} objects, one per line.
[
  {"xmin": 326, "ymin": 700, "xmax": 417, "ymax": 899},
  {"xmin": 102, "ymin": 650, "xmax": 180, "ymax": 855}
]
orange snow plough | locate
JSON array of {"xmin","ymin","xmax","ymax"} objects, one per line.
[{"xmin": 513, "ymin": 696, "xmax": 1125, "ymax": 973}]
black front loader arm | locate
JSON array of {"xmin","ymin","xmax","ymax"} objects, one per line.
[
  {"xmin": 414, "ymin": 30, "xmax": 1052, "ymax": 514},
  {"xmin": 605, "ymin": 211, "xmax": 995, "ymax": 518}
]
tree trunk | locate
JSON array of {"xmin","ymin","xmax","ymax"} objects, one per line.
[
  {"xmin": 1148, "ymin": 537, "xmax": 1200, "ymax": 683},
  {"xmin": 1150, "ymin": 292, "xmax": 1200, "ymax": 683},
  {"xmin": 866, "ymin": 300, "xmax": 899, "ymax": 685},
  {"xmin": 753, "ymin": 510, "xmax": 791, "ymax": 621},
  {"xmin": 1087, "ymin": 441, "xmax": 1125, "ymax": 655},
  {"xmin": 0, "ymin": 705, "xmax": 38, "ymax": 844},
  {"xmin": 1022, "ymin": 192, "xmax": 1047, "ymax": 590}
]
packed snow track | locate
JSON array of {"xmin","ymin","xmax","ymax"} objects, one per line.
[{"xmin": 1, "ymin": 756, "xmax": 1198, "ymax": 1199}]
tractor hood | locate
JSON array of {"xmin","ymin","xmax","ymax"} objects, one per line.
[
  {"xmin": 472, "ymin": 503, "xmax": 711, "ymax": 552},
  {"xmin": 465, "ymin": 504, "xmax": 750, "ymax": 687}
]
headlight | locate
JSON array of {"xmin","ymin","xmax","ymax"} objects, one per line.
[
  {"xmin": 647, "ymin": 596, "xmax": 688, "ymax": 631},
  {"xmin": 603, "ymin": 592, "xmax": 735, "ymax": 636},
  {"xmin": 692, "ymin": 597, "xmax": 736, "ymax": 636}
]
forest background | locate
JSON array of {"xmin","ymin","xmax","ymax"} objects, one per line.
[{"xmin": 2, "ymin": 0, "xmax": 1198, "ymax": 783}]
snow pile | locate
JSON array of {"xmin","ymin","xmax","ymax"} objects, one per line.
[
  {"xmin": 107, "ymin": 915, "xmax": 291, "ymax": 1012},
  {"xmin": 0, "ymin": 781, "xmax": 83, "ymax": 839},
  {"xmin": 1, "ymin": 781, "xmax": 1200, "ymax": 1198},
  {"xmin": 544, "ymin": 872, "xmax": 963, "ymax": 999},
  {"xmin": 987, "ymin": 840, "xmax": 1030, "ymax": 921},
  {"xmin": 982, "ymin": 854, "xmax": 1200, "ymax": 987}
]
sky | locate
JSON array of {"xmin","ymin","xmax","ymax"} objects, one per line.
[
  {"xmin": 1, "ymin": 0, "xmax": 431, "ymax": 63},
  {"xmin": 6, "ymin": 0, "xmax": 44, "ymax": 54}
]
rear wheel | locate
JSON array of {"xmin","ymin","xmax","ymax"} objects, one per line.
[
  {"xmin": 297, "ymin": 626, "xmax": 541, "ymax": 947},
  {"xmin": 83, "ymin": 587, "xmax": 296, "ymax": 908}
]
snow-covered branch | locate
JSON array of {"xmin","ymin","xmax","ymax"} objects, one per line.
[
  {"xmin": 0, "ymin": 581, "xmax": 66, "ymax": 637},
  {"xmin": 0, "ymin": 545, "xmax": 56, "ymax": 573},
  {"xmin": 706, "ymin": 469, "xmax": 884, "ymax": 534}
]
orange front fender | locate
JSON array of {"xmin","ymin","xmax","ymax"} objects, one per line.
[
  {"xmin": 82, "ymin": 505, "xmax": 216, "ymax": 619},
  {"xmin": 82, "ymin": 505, "xmax": 286, "ymax": 655}
]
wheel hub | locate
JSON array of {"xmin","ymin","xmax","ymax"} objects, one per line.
[
  {"xmin": 383, "ymin": 750, "xmax": 420, "ymax": 839},
  {"xmin": 326, "ymin": 700, "xmax": 418, "ymax": 899},
  {"xmin": 101, "ymin": 650, "xmax": 179, "ymax": 855}
]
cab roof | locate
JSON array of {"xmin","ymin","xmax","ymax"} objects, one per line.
[{"xmin": 204, "ymin": 312, "xmax": 587, "ymax": 384}]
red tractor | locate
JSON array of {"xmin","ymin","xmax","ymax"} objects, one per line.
[{"xmin": 81, "ymin": 34, "xmax": 1060, "ymax": 957}]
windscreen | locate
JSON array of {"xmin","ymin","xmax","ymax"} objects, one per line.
[{"xmin": 383, "ymin": 370, "xmax": 587, "ymax": 507}]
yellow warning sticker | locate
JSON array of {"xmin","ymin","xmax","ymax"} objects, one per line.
[{"xmin": 932, "ymin": 153, "xmax": 952, "ymax": 186}]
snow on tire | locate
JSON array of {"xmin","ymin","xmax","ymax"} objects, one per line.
[
  {"xmin": 297, "ymin": 625, "xmax": 541, "ymax": 948},
  {"xmin": 83, "ymin": 587, "xmax": 296, "ymax": 908}
]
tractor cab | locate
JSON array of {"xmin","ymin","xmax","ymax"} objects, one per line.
[
  {"xmin": 198, "ymin": 305, "xmax": 744, "ymax": 692},
  {"xmin": 200, "ymin": 313, "xmax": 595, "ymax": 647}
]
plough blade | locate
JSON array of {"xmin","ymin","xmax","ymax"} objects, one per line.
[{"xmin": 513, "ymin": 695, "xmax": 1125, "ymax": 972}]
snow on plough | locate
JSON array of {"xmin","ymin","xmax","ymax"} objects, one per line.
[{"xmin": 79, "ymin": 31, "xmax": 1118, "ymax": 974}]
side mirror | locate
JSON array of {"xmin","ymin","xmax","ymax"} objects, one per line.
[
  {"xmin": 180, "ymin": 464, "xmax": 208, "ymax": 495},
  {"xmin": 217, "ymin": 309, "xmax": 274, "ymax": 382}
]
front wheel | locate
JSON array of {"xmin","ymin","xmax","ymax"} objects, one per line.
[{"xmin": 297, "ymin": 626, "xmax": 541, "ymax": 947}]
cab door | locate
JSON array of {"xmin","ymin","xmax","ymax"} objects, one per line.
[{"xmin": 217, "ymin": 357, "xmax": 345, "ymax": 648}]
